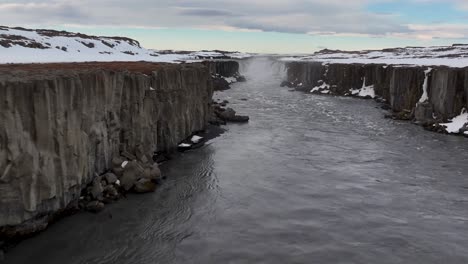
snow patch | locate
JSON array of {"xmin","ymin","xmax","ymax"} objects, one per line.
[
  {"xmin": 0, "ymin": 27, "xmax": 251, "ymax": 64},
  {"xmin": 224, "ymin": 77, "xmax": 237, "ymax": 84},
  {"xmin": 440, "ymin": 109, "xmax": 468, "ymax": 133},
  {"xmin": 121, "ymin": 161, "xmax": 129, "ymax": 168},
  {"xmin": 311, "ymin": 82, "xmax": 330, "ymax": 93},
  {"xmin": 178, "ymin": 143, "xmax": 192, "ymax": 148},
  {"xmin": 349, "ymin": 77, "xmax": 376, "ymax": 98},
  {"xmin": 418, "ymin": 68, "xmax": 432, "ymax": 103},
  {"xmin": 191, "ymin": 135, "xmax": 203, "ymax": 144},
  {"xmin": 280, "ymin": 45, "xmax": 468, "ymax": 67}
]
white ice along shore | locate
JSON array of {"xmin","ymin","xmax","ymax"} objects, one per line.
[
  {"xmin": 310, "ymin": 81, "xmax": 330, "ymax": 94},
  {"xmin": 0, "ymin": 26, "xmax": 251, "ymax": 64},
  {"xmin": 440, "ymin": 109, "xmax": 468, "ymax": 134},
  {"xmin": 280, "ymin": 45, "xmax": 468, "ymax": 67}
]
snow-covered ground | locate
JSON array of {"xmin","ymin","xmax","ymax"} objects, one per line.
[
  {"xmin": 280, "ymin": 45, "xmax": 468, "ymax": 67},
  {"xmin": 0, "ymin": 26, "xmax": 250, "ymax": 64}
]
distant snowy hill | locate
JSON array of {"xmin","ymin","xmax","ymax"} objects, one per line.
[
  {"xmin": 281, "ymin": 45, "xmax": 468, "ymax": 67},
  {"xmin": 0, "ymin": 26, "xmax": 250, "ymax": 64}
]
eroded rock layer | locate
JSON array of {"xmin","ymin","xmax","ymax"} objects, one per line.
[
  {"xmin": 286, "ymin": 62, "xmax": 468, "ymax": 123},
  {"xmin": 0, "ymin": 62, "xmax": 216, "ymax": 233}
]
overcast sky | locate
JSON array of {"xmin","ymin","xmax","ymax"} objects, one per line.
[{"xmin": 1, "ymin": 0, "xmax": 468, "ymax": 53}]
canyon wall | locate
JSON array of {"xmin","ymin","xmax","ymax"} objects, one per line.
[
  {"xmin": 203, "ymin": 60, "xmax": 240, "ymax": 77},
  {"xmin": 0, "ymin": 61, "xmax": 238, "ymax": 239},
  {"xmin": 286, "ymin": 62, "xmax": 468, "ymax": 123}
]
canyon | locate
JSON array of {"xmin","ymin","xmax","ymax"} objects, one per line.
[
  {"xmin": 4, "ymin": 57, "xmax": 468, "ymax": 264},
  {"xmin": 1, "ymin": 26, "xmax": 468, "ymax": 262},
  {"xmin": 0, "ymin": 60, "xmax": 242, "ymax": 249}
]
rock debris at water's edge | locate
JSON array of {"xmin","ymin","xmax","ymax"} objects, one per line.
[
  {"xmin": 0, "ymin": 59, "xmax": 246, "ymax": 251},
  {"xmin": 283, "ymin": 61, "xmax": 468, "ymax": 137}
]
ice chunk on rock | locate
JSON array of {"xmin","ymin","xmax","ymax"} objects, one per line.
[{"xmin": 191, "ymin": 135, "xmax": 203, "ymax": 144}]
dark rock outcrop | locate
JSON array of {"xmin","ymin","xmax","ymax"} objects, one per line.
[
  {"xmin": 285, "ymin": 61, "xmax": 468, "ymax": 129},
  {"xmin": 203, "ymin": 61, "xmax": 239, "ymax": 77},
  {"xmin": 0, "ymin": 62, "xmax": 216, "ymax": 241},
  {"xmin": 212, "ymin": 77, "xmax": 231, "ymax": 91},
  {"xmin": 214, "ymin": 107, "xmax": 250, "ymax": 123},
  {"xmin": 204, "ymin": 60, "xmax": 246, "ymax": 91}
]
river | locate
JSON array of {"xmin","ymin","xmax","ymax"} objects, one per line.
[{"xmin": 4, "ymin": 58, "xmax": 468, "ymax": 264}]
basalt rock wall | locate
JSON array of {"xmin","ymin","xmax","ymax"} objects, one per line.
[
  {"xmin": 286, "ymin": 61, "xmax": 468, "ymax": 121},
  {"xmin": 203, "ymin": 60, "xmax": 240, "ymax": 77},
  {"xmin": 0, "ymin": 62, "xmax": 216, "ymax": 233}
]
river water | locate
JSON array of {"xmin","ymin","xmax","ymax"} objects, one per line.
[{"xmin": 4, "ymin": 58, "xmax": 468, "ymax": 264}]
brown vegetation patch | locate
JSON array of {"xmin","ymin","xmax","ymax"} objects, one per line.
[{"xmin": 0, "ymin": 61, "xmax": 191, "ymax": 76}]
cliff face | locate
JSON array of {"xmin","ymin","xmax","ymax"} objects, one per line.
[
  {"xmin": 203, "ymin": 60, "xmax": 240, "ymax": 77},
  {"xmin": 0, "ymin": 62, "xmax": 216, "ymax": 233},
  {"xmin": 286, "ymin": 62, "xmax": 468, "ymax": 123}
]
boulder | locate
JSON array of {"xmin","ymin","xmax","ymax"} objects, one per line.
[
  {"xmin": 103, "ymin": 172, "xmax": 118, "ymax": 185},
  {"xmin": 134, "ymin": 179, "xmax": 157, "ymax": 193},
  {"xmin": 138, "ymin": 154, "xmax": 149, "ymax": 164},
  {"xmin": 134, "ymin": 145, "xmax": 146, "ymax": 162},
  {"xmin": 218, "ymin": 107, "xmax": 236, "ymax": 119},
  {"xmin": 281, "ymin": 81, "xmax": 293, "ymax": 87},
  {"xmin": 112, "ymin": 156, "xmax": 125, "ymax": 167},
  {"xmin": 395, "ymin": 110, "xmax": 413, "ymax": 121},
  {"xmin": 149, "ymin": 163, "xmax": 162, "ymax": 180},
  {"xmin": 90, "ymin": 177, "xmax": 104, "ymax": 201},
  {"xmin": 229, "ymin": 115, "xmax": 250, "ymax": 122},
  {"xmin": 121, "ymin": 151, "xmax": 137, "ymax": 161},
  {"xmin": 86, "ymin": 201, "xmax": 105, "ymax": 213},
  {"xmin": 380, "ymin": 104, "xmax": 392, "ymax": 111},
  {"xmin": 217, "ymin": 108, "xmax": 250, "ymax": 123},
  {"xmin": 119, "ymin": 161, "xmax": 144, "ymax": 191},
  {"xmin": 460, "ymin": 123, "xmax": 468, "ymax": 134},
  {"xmin": 103, "ymin": 185, "xmax": 119, "ymax": 200},
  {"xmin": 236, "ymin": 75, "xmax": 247, "ymax": 82},
  {"xmin": 209, "ymin": 116, "xmax": 227, "ymax": 126},
  {"xmin": 213, "ymin": 77, "xmax": 230, "ymax": 91},
  {"xmin": 414, "ymin": 102, "xmax": 435, "ymax": 125},
  {"xmin": 152, "ymin": 152, "xmax": 171, "ymax": 164}
]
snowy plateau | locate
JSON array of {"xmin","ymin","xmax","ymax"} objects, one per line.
[{"xmin": 0, "ymin": 26, "xmax": 250, "ymax": 64}]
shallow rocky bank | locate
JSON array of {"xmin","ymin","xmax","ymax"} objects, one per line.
[
  {"xmin": 203, "ymin": 61, "xmax": 247, "ymax": 91},
  {"xmin": 284, "ymin": 61, "xmax": 468, "ymax": 136},
  {"xmin": 0, "ymin": 60, "xmax": 244, "ymax": 251}
]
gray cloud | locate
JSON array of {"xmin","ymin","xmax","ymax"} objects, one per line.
[
  {"xmin": 0, "ymin": 2, "xmax": 87, "ymax": 24},
  {"xmin": 0, "ymin": 0, "xmax": 466, "ymax": 39},
  {"xmin": 179, "ymin": 8, "xmax": 235, "ymax": 17}
]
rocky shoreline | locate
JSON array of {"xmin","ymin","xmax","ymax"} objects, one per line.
[
  {"xmin": 0, "ymin": 60, "xmax": 248, "ymax": 254},
  {"xmin": 283, "ymin": 61, "xmax": 468, "ymax": 137}
]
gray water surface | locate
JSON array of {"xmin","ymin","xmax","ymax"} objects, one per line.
[{"xmin": 4, "ymin": 58, "xmax": 468, "ymax": 264}]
